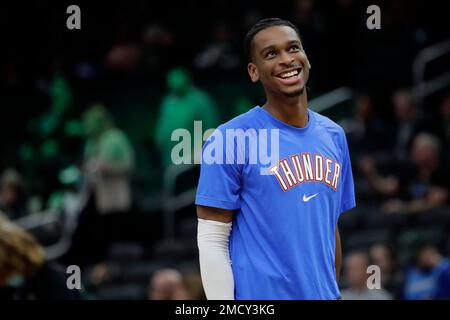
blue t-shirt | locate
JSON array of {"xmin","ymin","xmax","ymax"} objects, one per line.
[{"xmin": 196, "ymin": 106, "xmax": 356, "ymax": 300}]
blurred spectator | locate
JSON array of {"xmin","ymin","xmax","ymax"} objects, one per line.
[
  {"xmin": 154, "ymin": 68, "xmax": 219, "ymax": 167},
  {"xmin": 64, "ymin": 104, "xmax": 135, "ymax": 266},
  {"xmin": 360, "ymin": 133, "xmax": 449, "ymax": 213},
  {"xmin": 148, "ymin": 268, "xmax": 189, "ymax": 300},
  {"xmin": 403, "ymin": 243, "xmax": 450, "ymax": 299},
  {"xmin": 343, "ymin": 93, "xmax": 388, "ymax": 156},
  {"xmin": 390, "ymin": 89, "xmax": 422, "ymax": 163},
  {"xmin": 27, "ymin": 73, "xmax": 74, "ymax": 142},
  {"xmin": 87, "ymin": 262, "xmax": 114, "ymax": 288},
  {"xmin": 382, "ymin": 133, "xmax": 449, "ymax": 214},
  {"xmin": 182, "ymin": 271, "xmax": 206, "ymax": 300},
  {"xmin": 21, "ymin": 73, "xmax": 80, "ymax": 203},
  {"xmin": 358, "ymin": 154, "xmax": 399, "ymax": 200},
  {"xmin": 369, "ymin": 243, "xmax": 403, "ymax": 298},
  {"xmin": 0, "ymin": 216, "xmax": 81, "ymax": 299},
  {"xmin": 341, "ymin": 251, "xmax": 393, "ymax": 300},
  {"xmin": 0, "ymin": 169, "xmax": 27, "ymax": 220},
  {"xmin": 82, "ymin": 104, "xmax": 135, "ymax": 214}
]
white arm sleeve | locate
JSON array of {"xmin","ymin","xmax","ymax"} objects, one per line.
[{"xmin": 197, "ymin": 218, "xmax": 235, "ymax": 300}]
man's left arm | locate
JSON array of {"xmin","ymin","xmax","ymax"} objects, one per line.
[
  {"xmin": 335, "ymin": 130, "xmax": 355, "ymax": 283},
  {"xmin": 335, "ymin": 226, "xmax": 342, "ymax": 283}
]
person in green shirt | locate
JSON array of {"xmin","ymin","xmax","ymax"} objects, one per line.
[
  {"xmin": 82, "ymin": 104, "xmax": 135, "ymax": 214},
  {"xmin": 154, "ymin": 68, "xmax": 219, "ymax": 167}
]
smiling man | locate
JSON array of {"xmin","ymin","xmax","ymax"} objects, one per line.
[{"xmin": 196, "ymin": 18, "xmax": 356, "ymax": 300}]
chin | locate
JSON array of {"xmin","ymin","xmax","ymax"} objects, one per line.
[{"xmin": 282, "ymin": 86, "xmax": 305, "ymax": 98}]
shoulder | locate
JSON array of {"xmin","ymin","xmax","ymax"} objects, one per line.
[
  {"xmin": 310, "ymin": 110, "xmax": 346, "ymax": 136},
  {"xmin": 310, "ymin": 110, "xmax": 348, "ymax": 152}
]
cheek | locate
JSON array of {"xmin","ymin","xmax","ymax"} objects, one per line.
[
  {"xmin": 301, "ymin": 60, "xmax": 311, "ymax": 80},
  {"xmin": 260, "ymin": 62, "xmax": 277, "ymax": 80},
  {"xmin": 304, "ymin": 66, "xmax": 310, "ymax": 78},
  {"xmin": 298, "ymin": 53, "xmax": 310, "ymax": 67}
]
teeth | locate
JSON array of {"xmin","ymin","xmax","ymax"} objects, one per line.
[{"xmin": 280, "ymin": 69, "xmax": 299, "ymax": 78}]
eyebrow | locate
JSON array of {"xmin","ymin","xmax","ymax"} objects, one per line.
[{"xmin": 259, "ymin": 40, "xmax": 302, "ymax": 55}]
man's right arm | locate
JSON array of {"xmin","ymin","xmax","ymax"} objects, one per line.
[
  {"xmin": 197, "ymin": 205, "xmax": 235, "ymax": 300},
  {"xmin": 197, "ymin": 205, "xmax": 234, "ymax": 223}
]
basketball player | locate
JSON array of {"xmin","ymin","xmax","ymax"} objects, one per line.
[{"xmin": 196, "ymin": 18, "xmax": 356, "ymax": 299}]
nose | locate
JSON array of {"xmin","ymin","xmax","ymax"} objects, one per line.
[{"xmin": 279, "ymin": 50, "xmax": 294, "ymax": 65}]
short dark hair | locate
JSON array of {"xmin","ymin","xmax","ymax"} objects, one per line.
[{"xmin": 244, "ymin": 18, "xmax": 301, "ymax": 62}]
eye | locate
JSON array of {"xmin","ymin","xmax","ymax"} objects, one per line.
[
  {"xmin": 289, "ymin": 45, "xmax": 301, "ymax": 52},
  {"xmin": 265, "ymin": 50, "xmax": 277, "ymax": 59}
]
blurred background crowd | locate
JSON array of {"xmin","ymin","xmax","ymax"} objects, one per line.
[{"xmin": 1, "ymin": 0, "xmax": 449, "ymax": 300}]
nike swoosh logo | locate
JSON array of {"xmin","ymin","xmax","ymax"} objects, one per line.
[{"xmin": 303, "ymin": 193, "xmax": 319, "ymax": 202}]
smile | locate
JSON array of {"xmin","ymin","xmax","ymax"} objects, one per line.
[
  {"xmin": 274, "ymin": 67, "xmax": 303, "ymax": 85},
  {"xmin": 276, "ymin": 67, "xmax": 302, "ymax": 79}
]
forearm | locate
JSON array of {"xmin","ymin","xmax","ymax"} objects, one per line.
[{"xmin": 197, "ymin": 218, "xmax": 235, "ymax": 300}]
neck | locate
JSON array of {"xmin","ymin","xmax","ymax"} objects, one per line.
[{"xmin": 263, "ymin": 90, "xmax": 309, "ymax": 128}]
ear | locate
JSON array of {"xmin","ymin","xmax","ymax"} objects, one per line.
[{"xmin": 247, "ymin": 62, "xmax": 259, "ymax": 83}]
